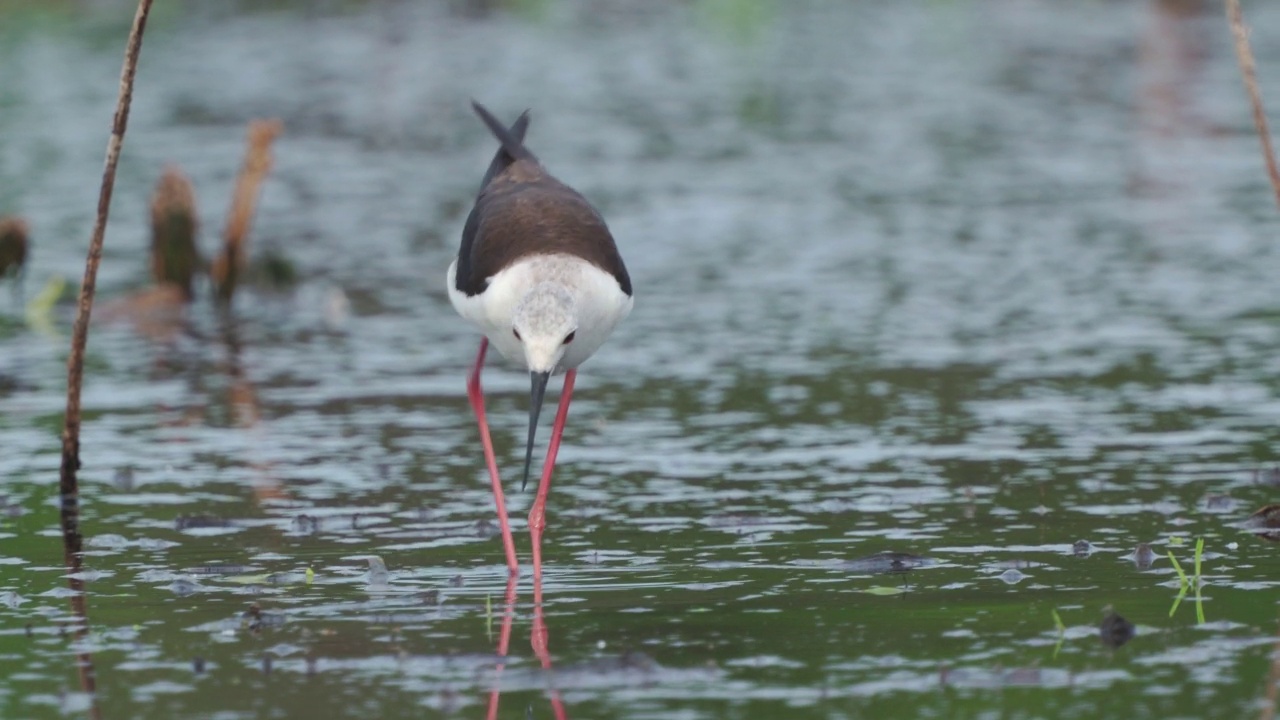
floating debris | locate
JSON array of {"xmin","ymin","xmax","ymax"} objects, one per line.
[
  {"xmin": 175, "ymin": 516, "xmax": 235, "ymax": 532},
  {"xmin": 1244, "ymin": 504, "xmax": 1280, "ymax": 542},
  {"xmin": 1202, "ymin": 493, "xmax": 1236, "ymax": 513},
  {"xmin": 840, "ymin": 551, "xmax": 936, "ymax": 574},
  {"xmin": 366, "ymin": 556, "xmax": 389, "ymax": 586},
  {"xmin": 240, "ymin": 602, "xmax": 285, "ymax": 632},
  {"xmin": 998, "ymin": 568, "xmax": 1028, "ymax": 585},
  {"xmin": 1129, "ymin": 543, "xmax": 1157, "ymax": 569},
  {"xmin": 149, "ymin": 166, "xmax": 201, "ymax": 300},
  {"xmin": 169, "ymin": 578, "xmax": 200, "ymax": 596},
  {"xmin": 192, "ymin": 656, "xmax": 205, "ymax": 674},
  {"xmin": 1254, "ymin": 467, "xmax": 1280, "ymax": 487},
  {"xmin": 1072, "ymin": 540, "xmax": 1094, "ymax": 557},
  {"xmin": 1099, "ymin": 611, "xmax": 1135, "ymax": 649},
  {"xmin": 293, "ymin": 514, "xmax": 321, "ymax": 534}
]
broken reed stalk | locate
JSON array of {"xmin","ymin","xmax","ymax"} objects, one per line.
[
  {"xmin": 1227, "ymin": 0, "xmax": 1280, "ymax": 209},
  {"xmin": 0, "ymin": 216, "xmax": 29, "ymax": 279},
  {"xmin": 211, "ymin": 119, "xmax": 283, "ymax": 306},
  {"xmin": 59, "ymin": 0, "xmax": 154, "ymax": 516},
  {"xmin": 149, "ymin": 166, "xmax": 200, "ymax": 300}
]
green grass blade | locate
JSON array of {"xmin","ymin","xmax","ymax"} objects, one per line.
[
  {"xmin": 1169, "ymin": 587, "xmax": 1187, "ymax": 618},
  {"xmin": 1168, "ymin": 550, "xmax": 1188, "ymax": 588}
]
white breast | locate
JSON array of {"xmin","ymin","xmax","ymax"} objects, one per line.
[{"xmin": 447, "ymin": 253, "xmax": 633, "ymax": 372}]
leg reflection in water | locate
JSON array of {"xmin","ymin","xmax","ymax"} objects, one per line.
[
  {"xmin": 485, "ymin": 573, "xmax": 568, "ymax": 720},
  {"xmin": 485, "ymin": 574, "xmax": 518, "ymax": 720},
  {"xmin": 531, "ymin": 575, "xmax": 567, "ymax": 720}
]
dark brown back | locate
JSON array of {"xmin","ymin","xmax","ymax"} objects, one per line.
[{"xmin": 454, "ymin": 104, "xmax": 631, "ymax": 298}]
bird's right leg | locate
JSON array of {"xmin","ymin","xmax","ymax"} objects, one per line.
[{"xmin": 467, "ymin": 338, "xmax": 520, "ymax": 575}]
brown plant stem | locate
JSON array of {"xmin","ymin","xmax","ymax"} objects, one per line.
[
  {"xmin": 212, "ymin": 119, "xmax": 283, "ymax": 305},
  {"xmin": 1227, "ymin": 0, "xmax": 1280, "ymax": 208},
  {"xmin": 59, "ymin": 0, "xmax": 154, "ymax": 522}
]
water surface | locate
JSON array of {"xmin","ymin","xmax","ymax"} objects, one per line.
[{"xmin": 2, "ymin": 1, "xmax": 1280, "ymax": 718}]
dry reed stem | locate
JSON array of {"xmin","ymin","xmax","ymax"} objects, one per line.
[
  {"xmin": 59, "ymin": 0, "xmax": 154, "ymax": 507},
  {"xmin": 1227, "ymin": 0, "xmax": 1280, "ymax": 209},
  {"xmin": 212, "ymin": 119, "xmax": 283, "ymax": 305},
  {"xmin": 149, "ymin": 166, "xmax": 200, "ymax": 299},
  {"xmin": 0, "ymin": 215, "xmax": 28, "ymax": 278}
]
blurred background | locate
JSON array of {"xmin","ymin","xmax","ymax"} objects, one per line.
[{"xmin": 3, "ymin": 1, "xmax": 1280, "ymax": 718}]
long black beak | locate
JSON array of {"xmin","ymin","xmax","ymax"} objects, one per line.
[{"xmin": 523, "ymin": 371, "xmax": 551, "ymax": 491}]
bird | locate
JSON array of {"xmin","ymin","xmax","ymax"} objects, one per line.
[{"xmin": 447, "ymin": 101, "xmax": 633, "ymax": 579}]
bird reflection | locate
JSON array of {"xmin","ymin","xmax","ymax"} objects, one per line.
[
  {"xmin": 530, "ymin": 576, "xmax": 568, "ymax": 720},
  {"xmin": 486, "ymin": 573, "xmax": 568, "ymax": 720}
]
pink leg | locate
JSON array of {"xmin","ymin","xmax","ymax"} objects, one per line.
[
  {"xmin": 529, "ymin": 369, "xmax": 576, "ymax": 582},
  {"xmin": 467, "ymin": 338, "xmax": 519, "ymax": 575}
]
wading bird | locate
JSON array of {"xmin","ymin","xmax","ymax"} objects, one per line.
[{"xmin": 447, "ymin": 101, "xmax": 633, "ymax": 579}]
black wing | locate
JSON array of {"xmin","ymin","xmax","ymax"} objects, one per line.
[{"xmin": 456, "ymin": 102, "xmax": 533, "ymax": 295}]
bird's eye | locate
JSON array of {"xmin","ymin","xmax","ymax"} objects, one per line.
[
  {"xmin": 513, "ymin": 328, "xmax": 522, "ymax": 341},
  {"xmin": 563, "ymin": 331, "xmax": 576, "ymax": 345}
]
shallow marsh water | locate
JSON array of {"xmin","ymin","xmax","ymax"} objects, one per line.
[{"xmin": 3, "ymin": 0, "xmax": 1280, "ymax": 718}]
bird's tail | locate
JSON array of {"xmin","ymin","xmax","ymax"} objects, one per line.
[{"xmin": 472, "ymin": 100, "xmax": 537, "ymax": 191}]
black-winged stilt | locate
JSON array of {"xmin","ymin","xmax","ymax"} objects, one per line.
[{"xmin": 448, "ymin": 101, "xmax": 633, "ymax": 578}]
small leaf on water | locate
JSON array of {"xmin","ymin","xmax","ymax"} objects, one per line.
[
  {"xmin": 305, "ymin": 567, "xmax": 315, "ymax": 584},
  {"xmin": 864, "ymin": 586, "xmax": 906, "ymax": 596},
  {"xmin": 1169, "ymin": 536, "xmax": 1185, "ymax": 546}
]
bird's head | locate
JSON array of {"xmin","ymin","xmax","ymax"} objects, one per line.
[{"xmin": 512, "ymin": 282, "xmax": 579, "ymax": 491}]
